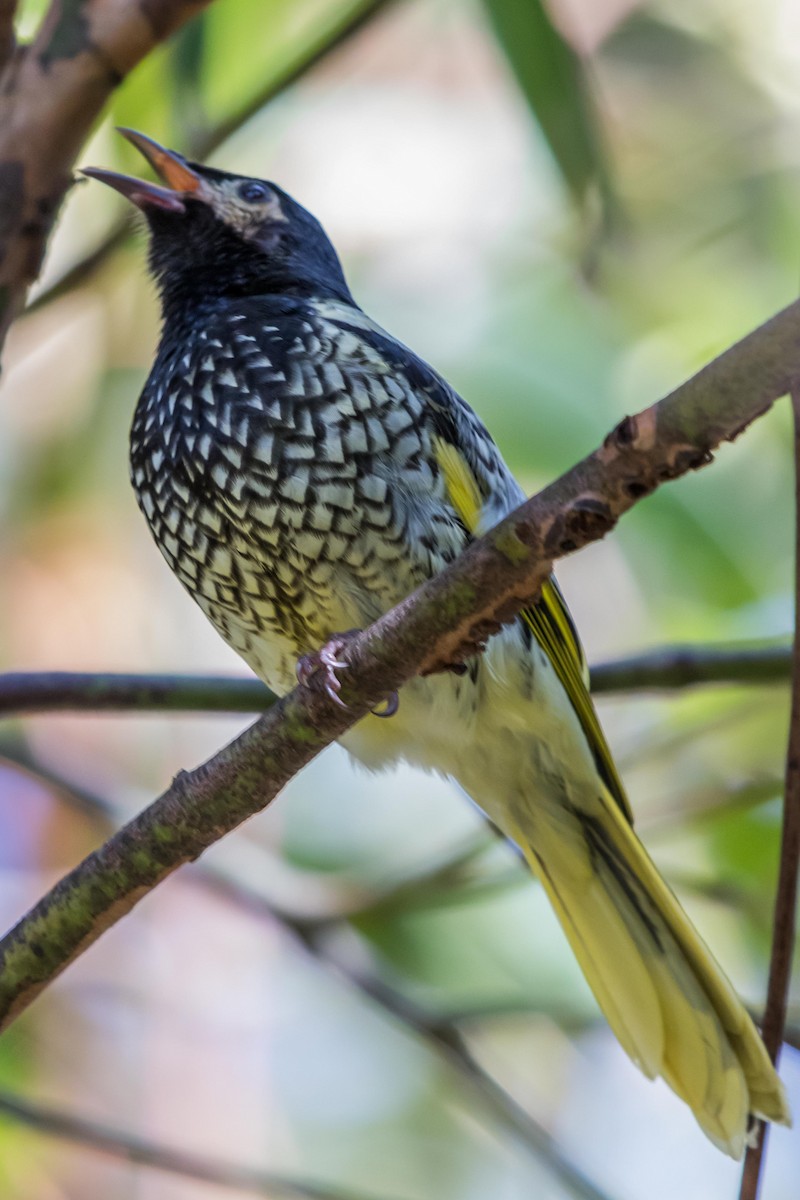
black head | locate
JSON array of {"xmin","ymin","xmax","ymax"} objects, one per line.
[{"xmin": 83, "ymin": 129, "xmax": 354, "ymax": 317}]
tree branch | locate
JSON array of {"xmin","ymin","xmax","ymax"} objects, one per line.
[
  {"xmin": 0, "ymin": 671, "xmax": 276, "ymax": 716},
  {"xmin": 0, "ymin": 0, "xmax": 216, "ymax": 347},
  {"xmin": 0, "ymin": 641, "xmax": 792, "ymax": 720},
  {"xmin": 738, "ymin": 383, "xmax": 800, "ymax": 1200},
  {"xmin": 0, "ymin": 747, "xmax": 615, "ymax": 1200},
  {"xmin": 1, "ymin": 298, "xmax": 799, "ymax": 1036},
  {"xmin": 0, "ymin": 0, "xmax": 17, "ymax": 69},
  {"xmin": 0, "ymin": 1090, "xmax": 398, "ymax": 1200},
  {"xmin": 590, "ymin": 642, "xmax": 792, "ymax": 693}
]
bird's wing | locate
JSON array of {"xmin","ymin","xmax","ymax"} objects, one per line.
[
  {"xmin": 332, "ymin": 316, "xmax": 636, "ymax": 826},
  {"xmin": 244, "ymin": 299, "xmax": 633, "ymax": 823},
  {"xmin": 432, "ymin": 429, "xmax": 633, "ymax": 824}
]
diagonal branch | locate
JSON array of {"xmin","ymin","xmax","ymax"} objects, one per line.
[
  {"xmin": 0, "ymin": 1090, "xmax": 401, "ymax": 1200},
  {"xmin": 1, "ymin": 298, "xmax": 799, "ymax": 1036},
  {"xmin": 738, "ymin": 382, "xmax": 800, "ymax": 1200}
]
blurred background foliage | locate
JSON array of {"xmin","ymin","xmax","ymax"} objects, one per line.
[{"xmin": 0, "ymin": 0, "xmax": 799, "ymax": 1197}]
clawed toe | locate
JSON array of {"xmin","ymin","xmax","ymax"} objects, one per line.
[
  {"xmin": 296, "ymin": 632, "xmax": 358, "ymax": 708},
  {"xmin": 371, "ymin": 691, "xmax": 399, "ymax": 718},
  {"xmin": 296, "ymin": 631, "xmax": 399, "ymax": 719}
]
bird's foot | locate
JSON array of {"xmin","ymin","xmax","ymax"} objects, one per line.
[
  {"xmin": 296, "ymin": 632, "xmax": 356, "ymax": 709},
  {"xmin": 296, "ymin": 630, "xmax": 399, "ymax": 718}
]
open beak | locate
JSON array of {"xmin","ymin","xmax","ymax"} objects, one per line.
[{"xmin": 81, "ymin": 128, "xmax": 203, "ymax": 213}]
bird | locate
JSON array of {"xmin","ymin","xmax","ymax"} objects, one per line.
[{"xmin": 84, "ymin": 128, "xmax": 790, "ymax": 1157}]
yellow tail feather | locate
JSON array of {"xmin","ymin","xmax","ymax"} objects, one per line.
[
  {"xmin": 411, "ymin": 434, "xmax": 786, "ymax": 1153},
  {"xmin": 512, "ymin": 787, "xmax": 790, "ymax": 1158}
]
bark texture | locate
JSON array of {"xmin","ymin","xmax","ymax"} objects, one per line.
[{"xmin": 0, "ymin": 0, "xmax": 213, "ymax": 345}]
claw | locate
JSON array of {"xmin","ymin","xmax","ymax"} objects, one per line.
[
  {"xmin": 371, "ymin": 691, "xmax": 399, "ymax": 719},
  {"xmin": 297, "ymin": 632, "xmax": 399, "ymax": 718},
  {"xmin": 296, "ymin": 633, "xmax": 357, "ymax": 709}
]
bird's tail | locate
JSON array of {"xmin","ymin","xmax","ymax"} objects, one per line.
[{"xmin": 510, "ymin": 787, "xmax": 790, "ymax": 1157}]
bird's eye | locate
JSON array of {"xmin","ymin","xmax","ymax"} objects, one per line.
[{"xmin": 238, "ymin": 181, "xmax": 270, "ymax": 204}]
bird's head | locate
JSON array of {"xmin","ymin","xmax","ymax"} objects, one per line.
[{"xmin": 83, "ymin": 129, "xmax": 353, "ymax": 314}]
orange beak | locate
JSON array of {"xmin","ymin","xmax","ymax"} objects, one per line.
[{"xmin": 82, "ymin": 128, "xmax": 202, "ymax": 213}]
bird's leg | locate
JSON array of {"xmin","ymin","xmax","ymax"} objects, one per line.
[
  {"xmin": 296, "ymin": 632, "xmax": 356, "ymax": 708},
  {"xmin": 296, "ymin": 630, "xmax": 399, "ymax": 717}
]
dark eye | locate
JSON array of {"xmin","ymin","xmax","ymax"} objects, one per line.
[{"xmin": 238, "ymin": 181, "xmax": 270, "ymax": 204}]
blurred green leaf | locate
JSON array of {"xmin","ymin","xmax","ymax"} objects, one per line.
[
  {"xmin": 480, "ymin": 0, "xmax": 608, "ymax": 208},
  {"xmin": 112, "ymin": 0, "xmax": 393, "ymax": 158},
  {"xmin": 353, "ymin": 876, "xmax": 598, "ymax": 1022},
  {"xmin": 170, "ymin": 12, "xmax": 209, "ymax": 142}
]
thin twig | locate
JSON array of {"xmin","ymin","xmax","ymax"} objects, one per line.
[
  {"xmin": 26, "ymin": 221, "xmax": 133, "ymax": 312},
  {"xmin": 738, "ymin": 387, "xmax": 800, "ymax": 1199},
  {"xmin": 0, "ymin": 671, "xmax": 276, "ymax": 716},
  {"xmin": 0, "ymin": 641, "xmax": 792, "ymax": 719},
  {"xmin": 1, "ymin": 298, "xmax": 799, "ymax": 1037},
  {"xmin": 590, "ymin": 642, "xmax": 791, "ymax": 694},
  {"xmin": 0, "ymin": 1091, "xmax": 401, "ymax": 1200},
  {"xmin": 189, "ymin": 0, "xmax": 395, "ymax": 161}
]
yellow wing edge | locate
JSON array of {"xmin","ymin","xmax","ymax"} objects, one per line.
[
  {"xmin": 433, "ymin": 435, "xmax": 633, "ymax": 824},
  {"xmin": 521, "ymin": 592, "xmax": 633, "ymax": 823}
]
